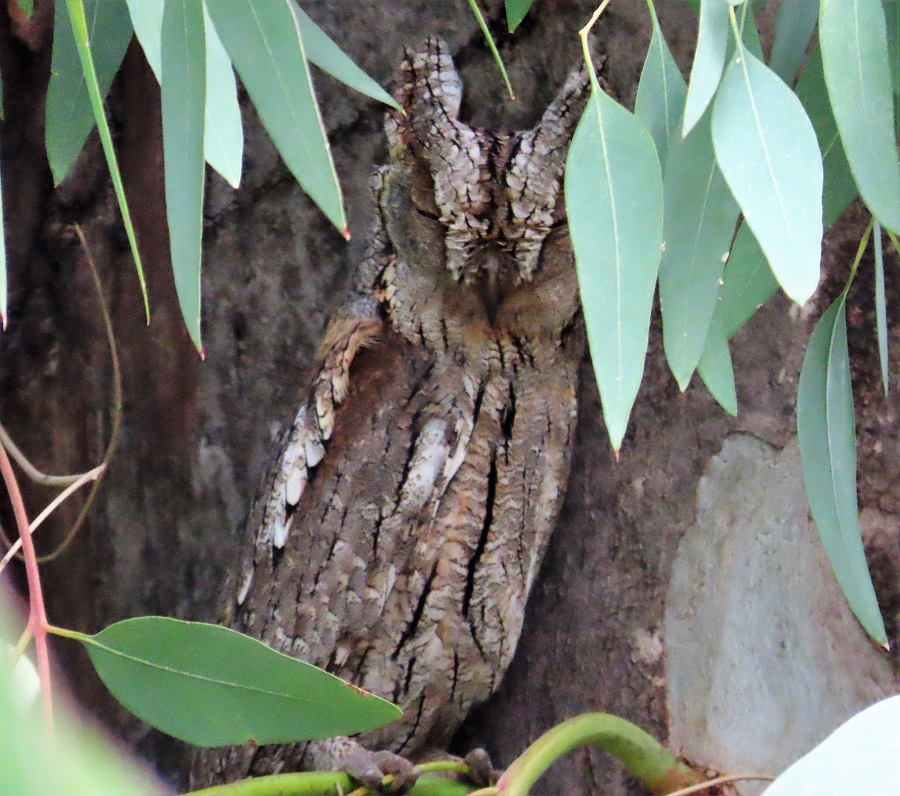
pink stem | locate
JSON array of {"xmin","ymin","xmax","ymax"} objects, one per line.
[{"xmin": 0, "ymin": 442, "xmax": 53, "ymax": 734}]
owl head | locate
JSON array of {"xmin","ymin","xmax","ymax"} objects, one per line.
[{"xmin": 383, "ymin": 38, "xmax": 588, "ymax": 297}]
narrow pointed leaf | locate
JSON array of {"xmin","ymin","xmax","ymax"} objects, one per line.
[
  {"xmin": 47, "ymin": 0, "xmax": 132, "ymax": 185},
  {"xmin": 660, "ymin": 111, "xmax": 739, "ymax": 388},
  {"xmin": 874, "ymin": 221, "xmax": 889, "ymax": 395},
  {"xmin": 820, "ymin": 0, "xmax": 900, "ymax": 232},
  {"xmin": 125, "ymin": 0, "xmax": 162, "ymax": 78},
  {"xmin": 565, "ymin": 89, "xmax": 664, "ymax": 451},
  {"xmin": 205, "ymin": 0, "xmax": 346, "ymax": 233},
  {"xmin": 78, "ymin": 617, "xmax": 401, "ymax": 746},
  {"xmin": 292, "ymin": 4, "xmax": 399, "ymax": 110},
  {"xmin": 635, "ymin": 1, "xmax": 687, "ymax": 168},
  {"xmin": 797, "ymin": 299, "xmax": 887, "ymax": 645},
  {"xmin": 162, "ymin": 0, "xmax": 205, "ymax": 354},
  {"xmin": 769, "ymin": 0, "xmax": 818, "ymax": 83},
  {"xmin": 697, "ymin": 318, "xmax": 737, "ymax": 415},
  {"xmin": 764, "ymin": 696, "xmax": 900, "ymax": 795},
  {"xmin": 203, "ymin": 4, "xmax": 243, "ymax": 188},
  {"xmin": 465, "ymin": 0, "xmax": 514, "ymax": 99},
  {"xmin": 506, "ymin": 0, "xmax": 534, "ymax": 31},
  {"xmin": 712, "ymin": 49, "xmax": 823, "ymax": 305},
  {"xmin": 683, "ymin": 0, "xmax": 729, "ymax": 137},
  {"xmin": 62, "ymin": 0, "xmax": 148, "ymax": 317}
]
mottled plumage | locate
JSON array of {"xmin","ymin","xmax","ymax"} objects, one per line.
[{"xmin": 192, "ymin": 38, "xmax": 588, "ymax": 789}]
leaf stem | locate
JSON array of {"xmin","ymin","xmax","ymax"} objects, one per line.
[
  {"xmin": 0, "ymin": 438, "xmax": 53, "ymax": 735},
  {"xmin": 182, "ymin": 772, "xmax": 477, "ymax": 796},
  {"xmin": 496, "ymin": 713, "xmax": 702, "ymax": 796}
]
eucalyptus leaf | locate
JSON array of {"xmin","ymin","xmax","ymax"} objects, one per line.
[
  {"xmin": 162, "ymin": 0, "xmax": 206, "ymax": 354},
  {"xmin": 47, "ymin": 0, "xmax": 132, "ymax": 186},
  {"xmin": 763, "ymin": 697, "xmax": 900, "ymax": 794},
  {"xmin": 874, "ymin": 221, "xmax": 889, "ymax": 395},
  {"xmin": 565, "ymin": 88, "xmax": 664, "ymax": 451},
  {"xmin": 205, "ymin": 0, "xmax": 346, "ymax": 233},
  {"xmin": 797, "ymin": 299, "xmax": 887, "ymax": 645},
  {"xmin": 62, "ymin": 0, "xmax": 148, "ymax": 317},
  {"xmin": 697, "ymin": 316, "xmax": 737, "ymax": 415},
  {"xmin": 505, "ymin": 0, "xmax": 534, "ymax": 31},
  {"xmin": 768, "ymin": 0, "xmax": 818, "ymax": 83},
  {"xmin": 292, "ymin": 3, "xmax": 399, "ymax": 110},
  {"xmin": 683, "ymin": 0, "xmax": 729, "ymax": 137},
  {"xmin": 635, "ymin": 0, "xmax": 687, "ymax": 168},
  {"xmin": 79, "ymin": 617, "xmax": 401, "ymax": 746},
  {"xmin": 820, "ymin": 0, "xmax": 900, "ymax": 232},
  {"xmin": 203, "ymin": 4, "xmax": 243, "ymax": 188},
  {"xmin": 712, "ymin": 48, "xmax": 823, "ymax": 305},
  {"xmin": 660, "ymin": 110, "xmax": 739, "ymax": 389}
]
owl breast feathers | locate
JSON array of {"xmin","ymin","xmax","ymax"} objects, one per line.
[{"xmin": 192, "ymin": 37, "xmax": 588, "ymax": 785}]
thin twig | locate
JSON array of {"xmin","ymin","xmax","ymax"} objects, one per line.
[
  {"xmin": 0, "ymin": 465, "xmax": 105, "ymax": 576},
  {"xmin": 0, "ymin": 440, "xmax": 53, "ymax": 734},
  {"xmin": 38, "ymin": 224, "xmax": 123, "ymax": 563},
  {"xmin": 0, "ymin": 422, "xmax": 100, "ymax": 486}
]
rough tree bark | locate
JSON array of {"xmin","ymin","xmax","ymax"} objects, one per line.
[{"xmin": 0, "ymin": 1, "xmax": 897, "ymax": 794}]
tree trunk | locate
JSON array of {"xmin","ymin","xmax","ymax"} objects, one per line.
[{"xmin": 0, "ymin": 1, "xmax": 897, "ymax": 794}]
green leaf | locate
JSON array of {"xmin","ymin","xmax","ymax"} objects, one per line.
[
  {"xmin": 796, "ymin": 47, "xmax": 859, "ymax": 230},
  {"xmin": 205, "ymin": 0, "xmax": 346, "ymax": 233},
  {"xmin": 505, "ymin": 0, "xmax": 534, "ymax": 31},
  {"xmin": 162, "ymin": 0, "xmax": 206, "ymax": 354},
  {"xmin": 683, "ymin": 0, "xmax": 729, "ymax": 137},
  {"xmin": 125, "ymin": 0, "xmax": 162, "ymax": 78},
  {"xmin": 874, "ymin": 221, "xmax": 889, "ymax": 395},
  {"xmin": 660, "ymin": 110, "xmax": 739, "ymax": 389},
  {"xmin": 16, "ymin": 0, "xmax": 34, "ymax": 17},
  {"xmin": 203, "ymin": 3, "xmax": 243, "ymax": 188},
  {"xmin": 46, "ymin": 0, "xmax": 132, "ymax": 186},
  {"xmin": 797, "ymin": 299, "xmax": 887, "ymax": 645},
  {"xmin": 820, "ymin": 0, "xmax": 900, "ymax": 233},
  {"xmin": 697, "ymin": 317, "xmax": 737, "ymax": 415},
  {"xmin": 292, "ymin": 4, "xmax": 399, "ymax": 110},
  {"xmin": 62, "ymin": 0, "xmax": 148, "ymax": 318},
  {"xmin": 635, "ymin": 0, "xmax": 687, "ymax": 168},
  {"xmin": 465, "ymin": 0, "xmax": 515, "ymax": 99},
  {"xmin": 765, "ymin": 696, "xmax": 900, "ymax": 795},
  {"xmin": 768, "ymin": 0, "xmax": 818, "ymax": 83},
  {"xmin": 884, "ymin": 0, "xmax": 900, "ymax": 135},
  {"xmin": 565, "ymin": 88, "xmax": 664, "ymax": 451},
  {"xmin": 76, "ymin": 617, "xmax": 401, "ymax": 747},
  {"xmin": 712, "ymin": 47, "xmax": 823, "ymax": 305}
]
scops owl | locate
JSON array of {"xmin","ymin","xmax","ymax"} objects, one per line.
[{"xmin": 192, "ymin": 37, "xmax": 588, "ymax": 790}]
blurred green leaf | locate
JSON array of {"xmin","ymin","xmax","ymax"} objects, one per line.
[
  {"xmin": 565, "ymin": 87, "xmax": 663, "ymax": 451},
  {"xmin": 769, "ymin": 0, "xmax": 818, "ymax": 83},
  {"xmin": 712, "ymin": 47, "xmax": 823, "ymax": 304},
  {"xmin": 660, "ymin": 110, "xmax": 739, "ymax": 389},
  {"xmin": 697, "ymin": 317, "xmax": 737, "ymax": 415},
  {"xmin": 635, "ymin": 0, "xmax": 687, "ymax": 168},
  {"xmin": 820, "ymin": 0, "xmax": 900, "ymax": 232},
  {"xmin": 874, "ymin": 221, "xmax": 889, "ymax": 395},
  {"xmin": 798, "ymin": 298, "xmax": 888, "ymax": 646},
  {"xmin": 62, "ymin": 0, "xmax": 148, "ymax": 318},
  {"xmin": 74, "ymin": 617, "xmax": 401, "ymax": 747},
  {"xmin": 292, "ymin": 3, "xmax": 399, "ymax": 110},
  {"xmin": 203, "ymin": 3, "xmax": 243, "ymax": 188},
  {"xmin": 162, "ymin": 0, "xmax": 206, "ymax": 354},
  {"xmin": 205, "ymin": 0, "xmax": 346, "ymax": 233},
  {"xmin": 765, "ymin": 696, "xmax": 900, "ymax": 795},
  {"xmin": 16, "ymin": 0, "xmax": 34, "ymax": 17},
  {"xmin": 885, "ymin": 0, "xmax": 900, "ymax": 135},
  {"xmin": 505, "ymin": 0, "xmax": 534, "ymax": 31},
  {"xmin": 465, "ymin": 0, "xmax": 514, "ymax": 99},
  {"xmin": 47, "ymin": 0, "xmax": 132, "ymax": 186},
  {"xmin": 683, "ymin": 0, "xmax": 729, "ymax": 137}
]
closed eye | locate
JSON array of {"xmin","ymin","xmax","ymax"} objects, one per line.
[{"xmin": 414, "ymin": 206, "xmax": 441, "ymax": 222}]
